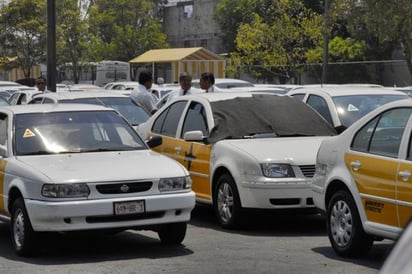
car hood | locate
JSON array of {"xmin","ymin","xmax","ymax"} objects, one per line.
[
  {"xmin": 223, "ymin": 137, "xmax": 327, "ymax": 164},
  {"xmin": 16, "ymin": 150, "xmax": 187, "ymax": 183}
]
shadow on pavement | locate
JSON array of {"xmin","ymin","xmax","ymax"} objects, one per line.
[
  {"xmin": 189, "ymin": 204, "xmax": 327, "ymax": 237},
  {"xmin": 0, "ymin": 220, "xmax": 193, "ymax": 264}
]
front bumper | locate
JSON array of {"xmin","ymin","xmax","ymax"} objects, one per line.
[
  {"xmin": 238, "ymin": 178, "xmax": 315, "ymax": 209},
  {"xmin": 25, "ymin": 191, "xmax": 196, "ymax": 231}
]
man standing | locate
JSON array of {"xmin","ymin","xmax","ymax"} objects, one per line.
[
  {"xmin": 130, "ymin": 70, "xmax": 158, "ymax": 115},
  {"xmin": 35, "ymin": 76, "xmax": 52, "ymax": 93},
  {"xmin": 199, "ymin": 72, "xmax": 215, "ymax": 93},
  {"xmin": 167, "ymin": 73, "xmax": 200, "ymax": 103}
]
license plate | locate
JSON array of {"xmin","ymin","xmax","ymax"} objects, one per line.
[{"xmin": 114, "ymin": 200, "xmax": 145, "ymax": 215}]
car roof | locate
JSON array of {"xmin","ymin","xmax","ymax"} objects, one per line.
[
  {"xmin": 36, "ymin": 91, "xmax": 129, "ymax": 100},
  {"xmin": 0, "ymin": 103, "xmax": 111, "ymax": 114},
  {"xmin": 177, "ymin": 91, "xmax": 282, "ymax": 103},
  {"xmin": 287, "ymin": 86, "xmax": 407, "ymax": 96}
]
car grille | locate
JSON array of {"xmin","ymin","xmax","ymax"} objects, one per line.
[
  {"xmin": 95, "ymin": 181, "xmax": 153, "ymax": 194},
  {"xmin": 299, "ymin": 165, "xmax": 316, "ymax": 178}
]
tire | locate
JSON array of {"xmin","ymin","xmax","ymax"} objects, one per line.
[
  {"xmin": 326, "ymin": 190, "xmax": 373, "ymax": 257},
  {"xmin": 158, "ymin": 222, "xmax": 187, "ymax": 245},
  {"xmin": 11, "ymin": 198, "xmax": 37, "ymax": 256},
  {"xmin": 213, "ymin": 173, "xmax": 242, "ymax": 229}
]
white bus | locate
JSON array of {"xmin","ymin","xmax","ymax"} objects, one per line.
[{"xmin": 59, "ymin": 60, "xmax": 131, "ymax": 87}]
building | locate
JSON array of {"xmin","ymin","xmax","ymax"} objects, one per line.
[{"xmin": 162, "ymin": 0, "xmax": 226, "ymax": 55}]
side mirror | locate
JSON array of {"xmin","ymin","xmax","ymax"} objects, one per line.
[
  {"xmin": 146, "ymin": 135, "xmax": 162, "ymax": 148},
  {"xmin": 184, "ymin": 130, "xmax": 205, "ymax": 141},
  {"xmin": 334, "ymin": 125, "xmax": 347, "ymax": 134}
]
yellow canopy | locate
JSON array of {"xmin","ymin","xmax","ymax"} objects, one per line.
[{"xmin": 129, "ymin": 47, "xmax": 223, "ymax": 63}]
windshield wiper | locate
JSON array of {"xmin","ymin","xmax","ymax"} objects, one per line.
[
  {"xmin": 20, "ymin": 150, "xmax": 52, "ymax": 156},
  {"xmin": 79, "ymin": 147, "xmax": 140, "ymax": 152}
]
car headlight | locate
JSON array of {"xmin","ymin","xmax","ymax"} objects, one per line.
[
  {"xmin": 42, "ymin": 183, "xmax": 90, "ymax": 198},
  {"xmin": 261, "ymin": 163, "xmax": 295, "ymax": 178},
  {"xmin": 158, "ymin": 176, "xmax": 192, "ymax": 192},
  {"xmin": 315, "ymin": 162, "xmax": 328, "ymax": 176}
]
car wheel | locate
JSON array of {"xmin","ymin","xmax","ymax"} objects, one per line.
[
  {"xmin": 213, "ymin": 173, "xmax": 242, "ymax": 229},
  {"xmin": 11, "ymin": 198, "xmax": 36, "ymax": 256},
  {"xmin": 158, "ymin": 222, "xmax": 187, "ymax": 245},
  {"xmin": 326, "ymin": 190, "xmax": 373, "ymax": 257}
]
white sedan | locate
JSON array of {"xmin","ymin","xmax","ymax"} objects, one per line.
[
  {"xmin": 287, "ymin": 86, "xmax": 408, "ymax": 132},
  {"xmin": 0, "ymin": 104, "xmax": 195, "ymax": 256},
  {"xmin": 312, "ymin": 98, "xmax": 412, "ymax": 257},
  {"xmin": 138, "ymin": 92, "xmax": 337, "ymax": 228}
]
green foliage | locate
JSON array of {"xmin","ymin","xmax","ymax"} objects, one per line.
[
  {"xmin": 0, "ymin": 0, "xmax": 46, "ymax": 78},
  {"xmin": 88, "ymin": 0, "xmax": 168, "ymax": 61},
  {"xmin": 230, "ymin": 0, "xmax": 323, "ymax": 82},
  {"xmin": 306, "ymin": 36, "xmax": 366, "ymax": 63},
  {"xmin": 56, "ymin": 0, "xmax": 91, "ymax": 83}
]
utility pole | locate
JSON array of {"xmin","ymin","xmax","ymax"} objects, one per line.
[
  {"xmin": 47, "ymin": 0, "xmax": 56, "ymax": 92},
  {"xmin": 322, "ymin": 0, "xmax": 331, "ymax": 85}
]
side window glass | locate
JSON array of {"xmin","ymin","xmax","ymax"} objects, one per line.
[
  {"xmin": 290, "ymin": 93, "xmax": 305, "ymax": 101},
  {"xmin": 307, "ymin": 95, "xmax": 333, "ymax": 125},
  {"xmin": 152, "ymin": 101, "xmax": 186, "ymax": 137},
  {"xmin": 0, "ymin": 113, "xmax": 8, "ymax": 156},
  {"xmin": 352, "ymin": 116, "xmax": 379, "ymax": 152},
  {"xmin": 353, "ymin": 108, "xmax": 412, "ymax": 157},
  {"xmin": 369, "ymin": 108, "xmax": 412, "ymax": 157},
  {"xmin": 181, "ymin": 102, "xmax": 208, "ymax": 138}
]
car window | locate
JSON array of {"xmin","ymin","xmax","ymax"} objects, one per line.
[
  {"xmin": 307, "ymin": 95, "xmax": 333, "ymax": 125},
  {"xmin": 152, "ymin": 101, "xmax": 186, "ymax": 137},
  {"xmin": 290, "ymin": 93, "xmax": 305, "ymax": 101},
  {"xmin": 28, "ymin": 97, "xmax": 44, "ymax": 104},
  {"xmin": 14, "ymin": 111, "xmax": 146, "ymax": 155},
  {"xmin": 352, "ymin": 108, "xmax": 412, "ymax": 157},
  {"xmin": 181, "ymin": 102, "xmax": 208, "ymax": 138},
  {"xmin": 0, "ymin": 113, "xmax": 8, "ymax": 156}
]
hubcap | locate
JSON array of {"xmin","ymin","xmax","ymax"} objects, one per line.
[
  {"xmin": 217, "ymin": 182, "xmax": 234, "ymax": 223},
  {"xmin": 330, "ymin": 200, "xmax": 353, "ymax": 247},
  {"xmin": 13, "ymin": 209, "xmax": 25, "ymax": 248}
]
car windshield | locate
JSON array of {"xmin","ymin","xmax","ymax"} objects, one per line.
[
  {"xmin": 208, "ymin": 94, "xmax": 337, "ymax": 143},
  {"xmin": 61, "ymin": 97, "xmax": 150, "ymax": 126},
  {"xmin": 14, "ymin": 110, "xmax": 146, "ymax": 156},
  {"xmin": 332, "ymin": 94, "xmax": 408, "ymax": 128}
]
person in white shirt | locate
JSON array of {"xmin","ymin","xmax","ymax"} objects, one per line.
[
  {"xmin": 200, "ymin": 72, "xmax": 215, "ymax": 93},
  {"xmin": 167, "ymin": 73, "xmax": 201, "ymax": 103},
  {"xmin": 35, "ymin": 76, "xmax": 52, "ymax": 93},
  {"xmin": 130, "ymin": 70, "xmax": 158, "ymax": 115}
]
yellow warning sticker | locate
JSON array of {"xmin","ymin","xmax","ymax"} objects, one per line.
[{"xmin": 23, "ymin": 128, "xmax": 36, "ymax": 138}]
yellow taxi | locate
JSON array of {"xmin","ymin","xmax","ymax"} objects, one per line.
[
  {"xmin": 312, "ymin": 97, "xmax": 412, "ymax": 257},
  {"xmin": 138, "ymin": 92, "xmax": 337, "ymax": 228}
]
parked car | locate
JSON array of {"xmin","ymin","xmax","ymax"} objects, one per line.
[
  {"xmin": 0, "ymin": 103, "xmax": 195, "ymax": 256},
  {"xmin": 137, "ymin": 93, "xmax": 337, "ymax": 228},
  {"xmin": 380, "ymin": 219, "xmax": 412, "ymax": 274},
  {"xmin": 311, "ymin": 97, "xmax": 412, "ymax": 257},
  {"xmin": 192, "ymin": 78, "xmax": 255, "ymax": 92},
  {"xmin": 287, "ymin": 86, "xmax": 408, "ymax": 132},
  {"xmin": 8, "ymin": 90, "xmax": 42, "ymax": 105},
  {"xmin": 28, "ymin": 91, "xmax": 151, "ymax": 127}
]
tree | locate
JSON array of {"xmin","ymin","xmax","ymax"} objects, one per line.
[
  {"xmin": 87, "ymin": 0, "xmax": 168, "ymax": 62},
  {"xmin": 336, "ymin": 0, "xmax": 412, "ymax": 77},
  {"xmin": 0, "ymin": 0, "xmax": 46, "ymax": 79},
  {"xmin": 230, "ymin": 0, "xmax": 323, "ymax": 83},
  {"xmin": 56, "ymin": 0, "xmax": 91, "ymax": 84}
]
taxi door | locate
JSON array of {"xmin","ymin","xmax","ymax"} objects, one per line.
[
  {"xmin": 345, "ymin": 108, "xmax": 412, "ymax": 228},
  {"xmin": 174, "ymin": 101, "xmax": 212, "ymax": 202},
  {"xmin": 396, "ymin": 113, "xmax": 412, "ymax": 228}
]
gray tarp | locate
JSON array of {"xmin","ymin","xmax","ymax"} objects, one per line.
[{"xmin": 208, "ymin": 94, "xmax": 337, "ymax": 143}]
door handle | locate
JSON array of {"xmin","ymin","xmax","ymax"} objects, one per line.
[
  {"xmin": 398, "ymin": 170, "xmax": 411, "ymax": 181},
  {"xmin": 175, "ymin": 146, "xmax": 181, "ymax": 154},
  {"xmin": 350, "ymin": 160, "xmax": 361, "ymax": 171}
]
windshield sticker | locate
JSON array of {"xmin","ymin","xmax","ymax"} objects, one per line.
[
  {"xmin": 23, "ymin": 129, "xmax": 36, "ymax": 138},
  {"xmin": 347, "ymin": 104, "xmax": 359, "ymax": 112}
]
